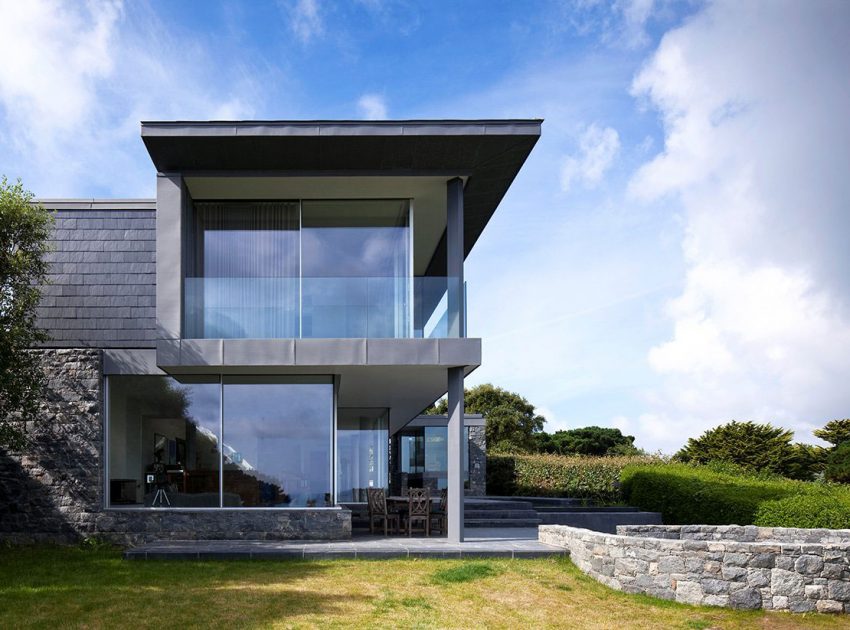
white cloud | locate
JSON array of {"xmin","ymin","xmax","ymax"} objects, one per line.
[
  {"xmin": 285, "ymin": 0, "xmax": 323, "ymax": 43},
  {"xmin": 560, "ymin": 123, "xmax": 620, "ymax": 192},
  {"xmin": 357, "ymin": 93, "xmax": 388, "ymax": 120},
  {"xmin": 627, "ymin": 0, "xmax": 850, "ymax": 451},
  {"xmin": 0, "ymin": 0, "xmax": 263, "ymax": 196},
  {"xmin": 0, "ymin": 0, "xmax": 121, "ymax": 154}
]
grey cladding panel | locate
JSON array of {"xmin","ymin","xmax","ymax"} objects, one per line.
[{"xmin": 36, "ymin": 208, "xmax": 157, "ymax": 348}]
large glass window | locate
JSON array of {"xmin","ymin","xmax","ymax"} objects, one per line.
[
  {"xmin": 107, "ymin": 376, "xmax": 221, "ymax": 507},
  {"xmin": 392, "ymin": 426, "xmax": 470, "ymax": 493},
  {"xmin": 186, "ymin": 201, "xmax": 300, "ymax": 338},
  {"xmin": 185, "ymin": 199, "xmax": 412, "ymax": 339},
  {"xmin": 336, "ymin": 408, "xmax": 388, "ymax": 502},
  {"xmin": 222, "ymin": 376, "xmax": 333, "ymax": 507},
  {"xmin": 302, "ymin": 200, "xmax": 411, "ymax": 338}
]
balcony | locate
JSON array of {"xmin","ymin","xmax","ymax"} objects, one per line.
[{"xmin": 183, "ymin": 276, "xmax": 465, "ymax": 340}]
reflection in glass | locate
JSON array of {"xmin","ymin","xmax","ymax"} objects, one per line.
[
  {"xmin": 222, "ymin": 377, "xmax": 333, "ymax": 507},
  {"xmin": 301, "ymin": 200, "xmax": 410, "ymax": 338},
  {"xmin": 107, "ymin": 376, "xmax": 221, "ymax": 507},
  {"xmin": 393, "ymin": 426, "xmax": 469, "ymax": 492},
  {"xmin": 337, "ymin": 409, "xmax": 388, "ymax": 502}
]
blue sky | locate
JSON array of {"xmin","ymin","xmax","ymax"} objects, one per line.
[{"xmin": 1, "ymin": 0, "xmax": 849, "ymax": 452}]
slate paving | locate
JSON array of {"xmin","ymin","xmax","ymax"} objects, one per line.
[{"xmin": 123, "ymin": 527, "xmax": 566, "ymax": 560}]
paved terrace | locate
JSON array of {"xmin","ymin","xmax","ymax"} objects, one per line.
[{"xmin": 124, "ymin": 528, "xmax": 565, "ymax": 560}]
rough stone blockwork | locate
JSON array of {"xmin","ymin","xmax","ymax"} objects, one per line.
[
  {"xmin": 467, "ymin": 425, "xmax": 487, "ymax": 496},
  {"xmin": 539, "ymin": 524, "xmax": 850, "ymax": 614},
  {"xmin": 0, "ymin": 349, "xmax": 351, "ymax": 545}
]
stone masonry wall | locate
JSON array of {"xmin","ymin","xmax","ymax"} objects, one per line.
[
  {"xmin": 0, "ymin": 349, "xmax": 350, "ymax": 545},
  {"xmin": 539, "ymin": 524, "xmax": 850, "ymax": 614},
  {"xmin": 468, "ymin": 425, "xmax": 486, "ymax": 496}
]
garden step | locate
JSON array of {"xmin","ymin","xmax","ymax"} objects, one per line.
[
  {"xmin": 537, "ymin": 511, "xmax": 662, "ymax": 533},
  {"xmin": 464, "ymin": 510, "xmax": 540, "ymax": 519},
  {"xmin": 534, "ymin": 506, "xmax": 640, "ymax": 513},
  {"xmin": 464, "ymin": 518, "xmax": 541, "ymax": 528}
]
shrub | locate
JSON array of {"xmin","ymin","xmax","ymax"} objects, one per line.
[
  {"xmin": 825, "ymin": 441, "xmax": 850, "ymax": 483},
  {"xmin": 487, "ymin": 453, "xmax": 661, "ymax": 503},
  {"xmin": 622, "ymin": 462, "xmax": 850, "ymax": 528},
  {"xmin": 754, "ymin": 492, "xmax": 850, "ymax": 529},
  {"xmin": 675, "ymin": 420, "xmax": 802, "ymax": 477}
]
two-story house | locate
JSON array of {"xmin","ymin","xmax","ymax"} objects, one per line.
[{"xmin": 0, "ymin": 119, "xmax": 540, "ymax": 544}]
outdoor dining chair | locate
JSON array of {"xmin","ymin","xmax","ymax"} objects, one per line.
[
  {"xmin": 405, "ymin": 487, "xmax": 431, "ymax": 536},
  {"xmin": 430, "ymin": 488, "xmax": 448, "ymax": 535},
  {"xmin": 367, "ymin": 488, "xmax": 399, "ymax": 536}
]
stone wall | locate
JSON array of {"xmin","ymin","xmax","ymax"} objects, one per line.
[
  {"xmin": 539, "ymin": 524, "xmax": 850, "ymax": 614},
  {"xmin": 0, "ymin": 349, "xmax": 350, "ymax": 545},
  {"xmin": 467, "ymin": 425, "xmax": 487, "ymax": 496}
]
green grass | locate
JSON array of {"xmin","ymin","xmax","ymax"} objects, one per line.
[
  {"xmin": 430, "ymin": 561, "xmax": 499, "ymax": 584},
  {"xmin": 0, "ymin": 546, "xmax": 846, "ymax": 629}
]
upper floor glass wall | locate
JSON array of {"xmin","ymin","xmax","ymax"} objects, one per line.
[{"xmin": 184, "ymin": 199, "xmax": 464, "ymax": 339}]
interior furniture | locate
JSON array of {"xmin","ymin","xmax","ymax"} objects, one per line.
[{"xmin": 430, "ymin": 488, "xmax": 448, "ymax": 535}]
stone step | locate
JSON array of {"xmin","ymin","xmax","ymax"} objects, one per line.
[
  {"xmin": 464, "ymin": 500, "xmax": 535, "ymax": 511},
  {"xmin": 465, "ymin": 518, "xmax": 541, "ymax": 528},
  {"xmin": 535, "ymin": 506, "xmax": 640, "ymax": 513},
  {"xmin": 464, "ymin": 510, "xmax": 540, "ymax": 519},
  {"xmin": 537, "ymin": 511, "xmax": 662, "ymax": 533}
]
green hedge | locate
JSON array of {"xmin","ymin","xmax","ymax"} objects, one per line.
[
  {"xmin": 487, "ymin": 453, "xmax": 661, "ymax": 503},
  {"xmin": 622, "ymin": 462, "xmax": 850, "ymax": 528}
]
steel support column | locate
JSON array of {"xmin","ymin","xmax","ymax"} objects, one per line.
[{"xmin": 446, "ymin": 176, "xmax": 465, "ymax": 542}]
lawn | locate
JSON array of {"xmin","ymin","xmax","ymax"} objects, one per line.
[{"xmin": 0, "ymin": 547, "xmax": 845, "ymax": 629}]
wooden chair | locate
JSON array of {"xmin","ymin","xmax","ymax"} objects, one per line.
[
  {"xmin": 405, "ymin": 487, "xmax": 431, "ymax": 537},
  {"xmin": 430, "ymin": 488, "xmax": 448, "ymax": 535},
  {"xmin": 367, "ymin": 488, "xmax": 399, "ymax": 536}
]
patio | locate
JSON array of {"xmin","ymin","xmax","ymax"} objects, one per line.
[{"xmin": 123, "ymin": 527, "xmax": 565, "ymax": 560}]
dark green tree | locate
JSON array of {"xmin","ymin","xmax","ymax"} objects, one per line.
[
  {"xmin": 824, "ymin": 441, "xmax": 850, "ymax": 483},
  {"xmin": 547, "ymin": 426, "xmax": 638, "ymax": 456},
  {"xmin": 429, "ymin": 383, "xmax": 546, "ymax": 453},
  {"xmin": 0, "ymin": 178, "xmax": 52, "ymax": 450},
  {"xmin": 814, "ymin": 419, "xmax": 850, "ymax": 448},
  {"xmin": 676, "ymin": 420, "xmax": 800, "ymax": 476}
]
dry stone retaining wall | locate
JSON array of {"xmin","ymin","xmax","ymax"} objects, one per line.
[
  {"xmin": 0, "ymin": 349, "xmax": 351, "ymax": 545},
  {"xmin": 539, "ymin": 524, "xmax": 850, "ymax": 614}
]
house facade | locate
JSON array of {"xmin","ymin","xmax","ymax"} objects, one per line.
[{"xmin": 0, "ymin": 120, "xmax": 540, "ymax": 544}]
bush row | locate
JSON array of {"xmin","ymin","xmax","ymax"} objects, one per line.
[
  {"xmin": 621, "ymin": 462, "xmax": 850, "ymax": 529},
  {"xmin": 487, "ymin": 453, "xmax": 662, "ymax": 503}
]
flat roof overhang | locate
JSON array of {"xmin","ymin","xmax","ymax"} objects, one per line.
[{"xmin": 141, "ymin": 119, "xmax": 541, "ymax": 264}]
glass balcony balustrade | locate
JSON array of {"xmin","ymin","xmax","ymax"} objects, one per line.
[{"xmin": 183, "ymin": 276, "xmax": 466, "ymax": 339}]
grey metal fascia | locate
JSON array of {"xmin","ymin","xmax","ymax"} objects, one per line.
[
  {"xmin": 35, "ymin": 199, "xmax": 156, "ymax": 210},
  {"xmin": 140, "ymin": 119, "xmax": 543, "ymax": 138}
]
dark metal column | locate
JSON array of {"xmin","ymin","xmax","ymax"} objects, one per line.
[{"xmin": 446, "ymin": 177, "xmax": 465, "ymax": 542}]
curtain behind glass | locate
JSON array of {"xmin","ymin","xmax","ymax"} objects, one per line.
[{"xmin": 189, "ymin": 202, "xmax": 300, "ymax": 338}]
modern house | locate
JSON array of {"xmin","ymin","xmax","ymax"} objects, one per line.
[{"xmin": 0, "ymin": 120, "xmax": 540, "ymax": 544}]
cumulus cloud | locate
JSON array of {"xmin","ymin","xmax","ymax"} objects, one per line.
[
  {"xmin": 285, "ymin": 0, "xmax": 323, "ymax": 43},
  {"xmin": 357, "ymin": 93, "xmax": 388, "ymax": 119},
  {"xmin": 625, "ymin": 0, "xmax": 850, "ymax": 450},
  {"xmin": 560, "ymin": 123, "xmax": 620, "ymax": 192},
  {"xmin": 0, "ymin": 0, "xmax": 261, "ymax": 196},
  {"xmin": 0, "ymin": 0, "xmax": 120, "ymax": 154}
]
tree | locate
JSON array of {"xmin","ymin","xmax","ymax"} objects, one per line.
[
  {"xmin": 544, "ymin": 426, "xmax": 638, "ymax": 456},
  {"xmin": 429, "ymin": 383, "xmax": 545, "ymax": 453},
  {"xmin": 814, "ymin": 419, "xmax": 850, "ymax": 448},
  {"xmin": 675, "ymin": 420, "xmax": 800, "ymax": 476},
  {"xmin": 0, "ymin": 178, "xmax": 52, "ymax": 450},
  {"xmin": 825, "ymin": 441, "xmax": 850, "ymax": 483}
]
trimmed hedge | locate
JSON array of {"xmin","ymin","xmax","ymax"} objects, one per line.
[
  {"xmin": 622, "ymin": 462, "xmax": 850, "ymax": 528},
  {"xmin": 487, "ymin": 453, "xmax": 661, "ymax": 503}
]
